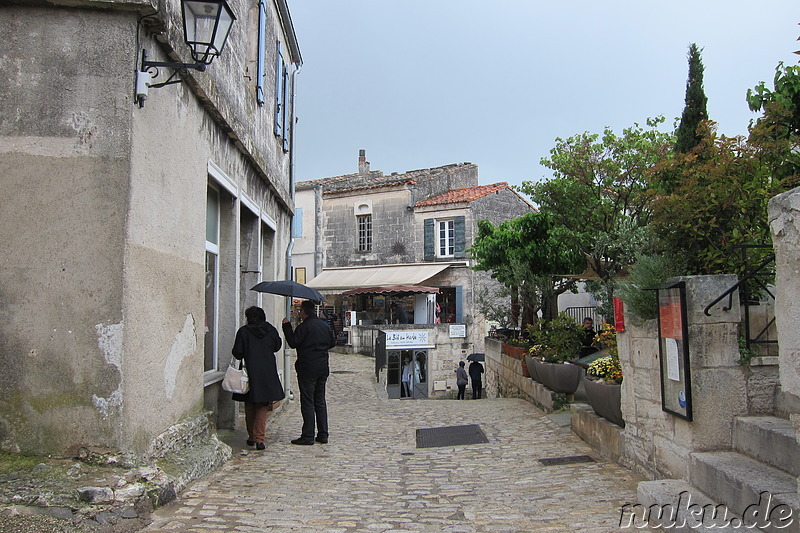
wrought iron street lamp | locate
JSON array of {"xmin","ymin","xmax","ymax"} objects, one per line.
[{"xmin": 136, "ymin": 0, "xmax": 236, "ymax": 107}]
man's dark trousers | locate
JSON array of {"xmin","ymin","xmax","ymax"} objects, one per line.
[
  {"xmin": 472, "ymin": 381, "xmax": 482, "ymax": 399},
  {"xmin": 297, "ymin": 372, "xmax": 328, "ymax": 441}
]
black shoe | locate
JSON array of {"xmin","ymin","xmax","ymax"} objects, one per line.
[
  {"xmin": 246, "ymin": 440, "xmax": 255, "ymax": 446},
  {"xmin": 291, "ymin": 438, "xmax": 314, "ymax": 445},
  {"xmin": 256, "ymin": 442, "xmax": 265, "ymax": 450},
  {"xmin": 315, "ymin": 436, "xmax": 328, "ymax": 444}
]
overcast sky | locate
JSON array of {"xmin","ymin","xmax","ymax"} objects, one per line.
[{"xmin": 287, "ymin": 1, "xmax": 798, "ymax": 190}]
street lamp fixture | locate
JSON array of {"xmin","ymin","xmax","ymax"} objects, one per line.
[{"xmin": 136, "ymin": 0, "xmax": 236, "ymax": 107}]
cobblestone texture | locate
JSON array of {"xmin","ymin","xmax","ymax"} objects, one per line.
[{"xmin": 145, "ymin": 352, "xmax": 644, "ymax": 533}]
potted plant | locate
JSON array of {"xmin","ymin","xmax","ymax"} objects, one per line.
[
  {"xmin": 528, "ymin": 314, "xmax": 583, "ymax": 394},
  {"xmin": 501, "ymin": 337, "xmax": 529, "ymax": 360},
  {"xmin": 583, "ymin": 323, "xmax": 624, "ymax": 426}
]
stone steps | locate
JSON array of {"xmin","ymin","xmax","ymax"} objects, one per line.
[
  {"xmin": 637, "ymin": 415, "xmax": 799, "ymax": 532},
  {"xmin": 733, "ymin": 416, "xmax": 799, "ymax": 477},
  {"xmin": 637, "ymin": 479, "xmax": 744, "ymax": 532},
  {"xmin": 689, "ymin": 450, "xmax": 798, "ymax": 533}
]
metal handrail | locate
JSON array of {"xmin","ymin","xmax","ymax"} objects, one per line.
[{"xmin": 702, "ymin": 252, "xmax": 775, "ymax": 316}]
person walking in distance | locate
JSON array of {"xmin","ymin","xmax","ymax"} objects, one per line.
[
  {"xmin": 232, "ymin": 306, "xmax": 285, "ymax": 450},
  {"xmin": 455, "ymin": 361, "xmax": 469, "ymax": 400},
  {"xmin": 282, "ymin": 300, "xmax": 336, "ymax": 445},
  {"xmin": 469, "ymin": 359, "xmax": 484, "ymax": 399}
]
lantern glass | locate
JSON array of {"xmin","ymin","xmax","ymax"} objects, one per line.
[{"xmin": 182, "ymin": 0, "xmax": 236, "ymax": 64}]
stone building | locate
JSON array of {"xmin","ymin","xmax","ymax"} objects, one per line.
[
  {"xmin": 0, "ymin": 0, "xmax": 301, "ymax": 466},
  {"xmin": 293, "ymin": 151, "xmax": 534, "ymax": 398}
]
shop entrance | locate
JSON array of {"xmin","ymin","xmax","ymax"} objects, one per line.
[{"xmin": 387, "ymin": 349, "xmax": 428, "ymax": 399}]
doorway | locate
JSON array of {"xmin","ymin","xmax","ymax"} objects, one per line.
[{"xmin": 387, "ymin": 349, "xmax": 428, "ymax": 399}]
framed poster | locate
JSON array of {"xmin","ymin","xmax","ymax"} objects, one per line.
[{"xmin": 654, "ymin": 281, "xmax": 692, "ymax": 420}]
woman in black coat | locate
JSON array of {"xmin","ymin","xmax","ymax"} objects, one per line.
[{"xmin": 232, "ymin": 306, "xmax": 285, "ymax": 450}]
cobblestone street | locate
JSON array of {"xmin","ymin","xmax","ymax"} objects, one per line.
[{"xmin": 145, "ymin": 352, "xmax": 643, "ymax": 533}]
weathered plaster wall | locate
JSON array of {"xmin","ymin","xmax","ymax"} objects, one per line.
[
  {"xmin": 323, "ymin": 188, "xmax": 415, "ymax": 267},
  {"xmin": 0, "ymin": 0, "xmax": 296, "ymax": 457},
  {"xmin": 0, "ymin": 5, "xmax": 136, "ymax": 454}
]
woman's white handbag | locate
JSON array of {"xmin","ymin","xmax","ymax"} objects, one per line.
[{"xmin": 221, "ymin": 358, "xmax": 249, "ymax": 394}]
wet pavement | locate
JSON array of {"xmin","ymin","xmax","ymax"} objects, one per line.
[{"xmin": 144, "ymin": 351, "xmax": 643, "ymax": 532}]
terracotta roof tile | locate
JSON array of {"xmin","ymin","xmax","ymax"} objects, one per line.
[{"xmin": 414, "ymin": 182, "xmax": 510, "ymax": 207}]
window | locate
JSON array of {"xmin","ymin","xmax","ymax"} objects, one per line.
[
  {"xmin": 295, "ymin": 267, "xmax": 306, "ymax": 284},
  {"xmin": 204, "ymin": 185, "xmax": 220, "ymax": 373},
  {"xmin": 357, "ymin": 214, "xmax": 372, "ymax": 252},
  {"xmin": 424, "ymin": 216, "xmax": 466, "ymax": 261},
  {"xmin": 437, "ymin": 219, "xmax": 455, "ymax": 257}
]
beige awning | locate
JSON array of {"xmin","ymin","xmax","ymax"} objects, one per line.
[{"xmin": 307, "ymin": 263, "xmax": 460, "ymax": 291}]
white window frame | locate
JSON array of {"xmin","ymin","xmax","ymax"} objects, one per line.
[
  {"xmin": 437, "ymin": 219, "xmax": 455, "ymax": 257},
  {"xmin": 357, "ymin": 214, "xmax": 372, "ymax": 252},
  {"xmin": 205, "ymin": 185, "xmax": 221, "ymax": 374}
]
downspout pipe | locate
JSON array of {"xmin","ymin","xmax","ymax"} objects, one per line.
[{"xmin": 283, "ymin": 61, "xmax": 302, "ymax": 400}]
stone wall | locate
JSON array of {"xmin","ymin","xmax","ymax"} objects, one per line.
[
  {"xmin": 484, "ymin": 339, "xmax": 566, "ymax": 411},
  {"xmin": 768, "ymin": 185, "xmax": 800, "ymax": 502},
  {"xmin": 616, "ymin": 275, "xmax": 781, "ymax": 480}
]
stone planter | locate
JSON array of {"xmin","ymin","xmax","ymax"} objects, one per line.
[
  {"xmin": 531, "ymin": 359, "xmax": 582, "ymax": 394},
  {"xmin": 525, "ymin": 355, "xmax": 542, "ymax": 383},
  {"xmin": 583, "ymin": 376, "xmax": 624, "ymax": 427}
]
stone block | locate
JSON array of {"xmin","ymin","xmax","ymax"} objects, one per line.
[
  {"xmin": 652, "ymin": 434, "xmax": 690, "ymax": 480},
  {"xmin": 678, "ymin": 275, "xmax": 741, "ymax": 326},
  {"xmin": 77, "ymin": 486, "xmax": 114, "ymax": 504},
  {"xmin": 687, "ymin": 323, "xmax": 740, "ymax": 368},
  {"xmin": 570, "ymin": 403, "xmax": 625, "ymax": 463},
  {"xmin": 673, "ymin": 367, "xmax": 747, "ymax": 450},
  {"xmin": 745, "ymin": 365, "xmax": 779, "ymax": 414}
]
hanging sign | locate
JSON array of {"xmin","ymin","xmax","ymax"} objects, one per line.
[{"xmin": 613, "ymin": 297, "xmax": 625, "ymax": 332}]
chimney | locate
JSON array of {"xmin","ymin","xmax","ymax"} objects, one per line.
[{"xmin": 358, "ymin": 149, "xmax": 370, "ymax": 174}]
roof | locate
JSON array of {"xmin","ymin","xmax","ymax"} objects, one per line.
[{"xmin": 414, "ymin": 182, "xmax": 510, "ymax": 207}]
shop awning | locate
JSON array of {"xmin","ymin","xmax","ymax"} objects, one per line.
[
  {"xmin": 342, "ymin": 285, "xmax": 439, "ymax": 296},
  {"xmin": 307, "ymin": 263, "xmax": 460, "ymax": 291}
]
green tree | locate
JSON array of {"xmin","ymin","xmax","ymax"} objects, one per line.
[
  {"xmin": 518, "ymin": 118, "xmax": 674, "ymax": 318},
  {"xmin": 649, "ymin": 122, "xmax": 776, "ymax": 275},
  {"xmin": 747, "ymin": 62, "xmax": 800, "ymax": 188},
  {"xmin": 469, "ymin": 212, "xmax": 582, "ymax": 325},
  {"xmin": 675, "ymin": 43, "xmax": 709, "ymax": 155}
]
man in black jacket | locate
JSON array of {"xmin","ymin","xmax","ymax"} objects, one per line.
[{"xmin": 282, "ymin": 300, "xmax": 336, "ymax": 445}]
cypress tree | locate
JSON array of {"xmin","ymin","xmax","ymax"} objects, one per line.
[{"xmin": 675, "ymin": 43, "xmax": 709, "ymax": 154}]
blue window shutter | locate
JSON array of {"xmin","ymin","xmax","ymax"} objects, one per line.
[
  {"xmin": 455, "ymin": 286, "xmax": 463, "ymax": 323},
  {"xmin": 281, "ymin": 65, "xmax": 289, "ymax": 151},
  {"xmin": 454, "ymin": 216, "xmax": 466, "ymax": 258},
  {"xmin": 292, "ymin": 208, "xmax": 303, "ymax": 237},
  {"xmin": 423, "ymin": 218, "xmax": 434, "ymax": 260},
  {"xmin": 274, "ymin": 42, "xmax": 284, "ymax": 136},
  {"xmin": 256, "ymin": 1, "xmax": 266, "ymax": 106}
]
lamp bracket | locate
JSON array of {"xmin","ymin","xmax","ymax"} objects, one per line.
[{"xmin": 140, "ymin": 49, "xmax": 205, "ymax": 89}]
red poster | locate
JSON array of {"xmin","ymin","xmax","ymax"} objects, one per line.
[
  {"xmin": 613, "ymin": 297, "xmax": 625, "ymax": 332},
  {"xmin": 659, "ymin": 296, "xmax": 683, "ymax": 339}
]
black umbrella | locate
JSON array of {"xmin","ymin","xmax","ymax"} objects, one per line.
[
  {"xmin": 250, "ymin": 280, "xmax": 324, "ymax": 302},
  {"xmin": 466, "ymin": 353, "xmax": 485, "ymax": 362}
]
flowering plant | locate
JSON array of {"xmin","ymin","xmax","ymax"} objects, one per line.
[
  {"xmin": 594, "ymin": 322, "xmax": 618, "ymax": 357},
  {"xmin": 586, "ymin": 356, "xmax": 623, "ymax": 384}
]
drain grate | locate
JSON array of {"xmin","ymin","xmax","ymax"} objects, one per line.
[
  {"xmin": 330, "ymin": 370, "xmax": 356, "ymax": 374},
  {"xmin": 416, "ymin": 424, "xmax": 489, "ymax": 448},
  {"xmin": 538, "ymin": 455, "xmax": 595, "ymax": 466}
]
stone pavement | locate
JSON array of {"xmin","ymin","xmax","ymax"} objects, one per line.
[{"xmin": 144, "ymin": 352, "xmax": 644, "ymax": 533}]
